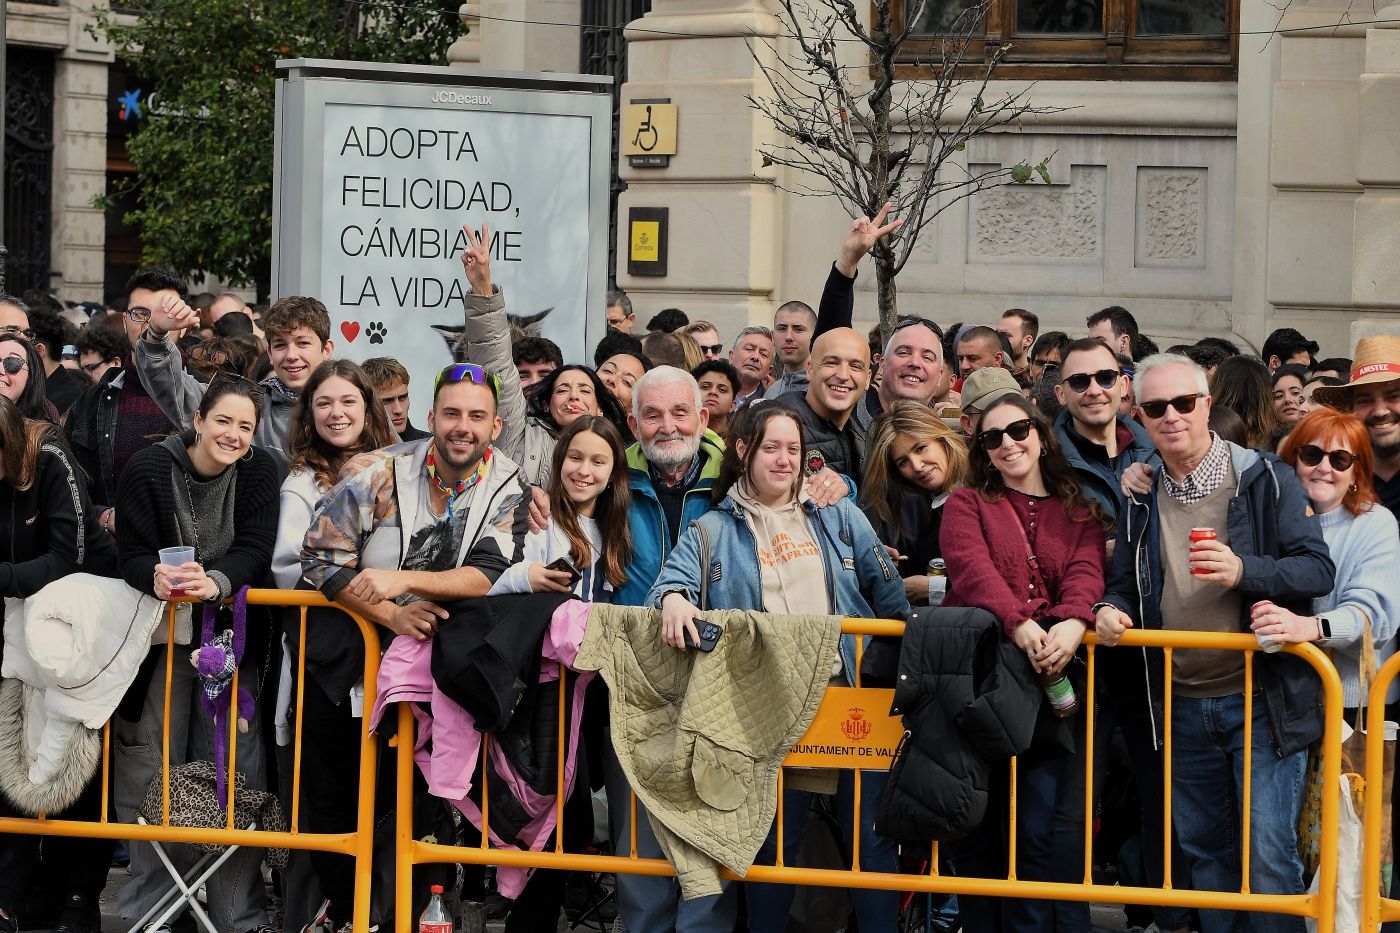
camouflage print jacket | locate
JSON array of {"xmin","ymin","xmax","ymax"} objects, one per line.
[{"xmin": 300, "ymin": 438, "xmax": 529, "ymax": 600}]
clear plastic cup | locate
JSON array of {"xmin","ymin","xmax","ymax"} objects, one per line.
[
  {"xmin": 1252, "ymin": 599, "xmax": 1285, "ymax": 653},
  {"xmin": 158, "ymin": 546, "xmax": 196, "ymax": 598}
]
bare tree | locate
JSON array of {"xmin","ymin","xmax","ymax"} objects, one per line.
[{"xmin": 749, "ymin": 0, "xmax": 1062, "ymax": 342}]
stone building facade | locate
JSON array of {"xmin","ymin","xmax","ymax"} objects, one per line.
[{"xmin": 452, "ymin": 0, "xmax": 1400, "ymax": 356}]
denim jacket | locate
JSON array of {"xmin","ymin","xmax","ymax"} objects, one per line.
[{"xmin": 646, "ymin": 494, "xmax": 910, "ymax": 685}]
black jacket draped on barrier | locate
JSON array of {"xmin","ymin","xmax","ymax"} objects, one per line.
[{"xmin": 876, "ymin": 605, "xmax": 1060, "ymax": 843}]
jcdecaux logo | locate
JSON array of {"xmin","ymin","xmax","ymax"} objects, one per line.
[{"xmin": 431, "ymin": 90, "xmax": 493, "ymax": 106}]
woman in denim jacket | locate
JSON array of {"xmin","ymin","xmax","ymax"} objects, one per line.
[{"xmin": 647, "ymin": 400, "xmax": 909, "ymax": 933}]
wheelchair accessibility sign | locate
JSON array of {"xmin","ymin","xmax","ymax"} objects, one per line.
[{"xmin": 622, "ymin": 100, "xmax": 678, "ymax": 166}]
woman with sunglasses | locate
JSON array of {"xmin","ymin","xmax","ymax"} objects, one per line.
[
  {"xmin": 1263, "ymin": 409, "xmax": 1400, "ymax": 712},
  {"xmin": 0, "ymin": 334, "xmax": 55, "ymax": 421},
  {"xmin": 939, "ymin": 393, "xmax": 1106, "ymax": 933},
  {"xmin": 112, "ymin": 374, "xmax": 280, "ymax": 933},
  {"xmin": 862, "ymin": 400, "xmax": 971, "ymax": 606}
]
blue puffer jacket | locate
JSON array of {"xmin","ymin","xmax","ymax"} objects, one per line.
[
  {"xmin": 1054, "ymin": 410, "xmax": 1159, "ymax": 523},
  {"xmin": 646, "ymin": 493, "xmax": 910, "ymax": 684},
  {"xmin": 1099, "ymin": 441, "xmax": 1336, "ymax": 758},
  {"xmin": 613, "ymin": 431, "xmax": 727, "ymax": 607}
]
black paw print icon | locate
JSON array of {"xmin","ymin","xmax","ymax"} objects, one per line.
[{"xmin": 366, "ymin": 322, "xmax": 387, "ymax": 345}]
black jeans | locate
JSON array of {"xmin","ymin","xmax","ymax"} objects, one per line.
[
  {"xmin": 0, "ymin": 767, "xmax": 114, "ymax": 917},
  {"xmin": 502, "ymin": 772, "xmax": 595, "ymax": 932},
  {"xmin": 298, "ymin": 676, "xmax": 394, "ymax": 925}
]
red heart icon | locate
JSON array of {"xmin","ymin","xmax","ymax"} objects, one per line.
[{"xmin": 340, "ymin": 321, "xmax": 360, "ymax": 343}]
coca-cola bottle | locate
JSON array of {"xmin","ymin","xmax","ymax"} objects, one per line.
[{"xmin": 418, "ymin": 883, "xmax": 453, "ymax": 933}]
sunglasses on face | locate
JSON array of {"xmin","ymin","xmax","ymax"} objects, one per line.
[
  {"xmin": 1062, "ymin": 369, "xmax": 1120, "ymax": 394},
  {"xmin": 977, "ymin": 418, "xmax": 1034, "ymax": 451},
  {"xmin": 434, "ymin": 362, "xmax": 501, "ymax": 399},
  {"xmin": 1296, "ymin": 444, "xmax": 1357, "ymax": 471},
  {"xmin": 893, "ymin": 316, "xmax": 944, "ymax": 340},
  {"xmin": 1, "ymin": 355, "xmax": 26, "ymax": 375},
  {"xmin": 700, "ymin": 344, "xmax": 723, "ymax": 356},
  {"xmin": 1139, "ymin": 393, "xmax": 1203, "ymax": 420}
]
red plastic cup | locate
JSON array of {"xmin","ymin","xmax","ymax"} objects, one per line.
[{"xmin": 1189, "ymin": 528, "xmax": 1215, "ymax": 576}]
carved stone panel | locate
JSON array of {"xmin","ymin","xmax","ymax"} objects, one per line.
[
  {"xmin": 967, "ymin": 165, "xmax": 1105, "ymax": 264},
  {"xmin": 1135, "ymin": 167, "xmax": 1207, "ymax": 269}
]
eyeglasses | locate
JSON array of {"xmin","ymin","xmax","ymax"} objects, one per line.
[
  {"xmin": 434, "ymin": 362, "xmax": 501, "ymax": 399},
  {"xmin": 977, "ymin": 418, "xmax": 1034, "ymax": 451},
  {"xmin": 1062, "ymin": 369, "xmax": 1121, "ymax": 394},
  {"xmin": 125, "ymin": 306, "xmax": 152, "ymax": 324},
  {"xmin": 1138, "ymin": 393, "xmax": 1203, "ymax": 420},
  {"xmin": 0, "ymin": 325, "xmax": 34, "ymax": 342},
  {"xmin": 700, "ymin": 344, "xmax": 723, "ymax": 356},
  {"xmin": 1296, "ymin": 444, "xmax": 1357, "ymax": 471},
  {"xmin": 1032, "ymin": 356, "xmax": 1058, "ymax": 368},
  {"xmin": 1, "ymin": 355, "xmax": 28, "ymax": 376},
  {"xmin": 80, "ymin": 360, "xmax": 105, "ymax": 375}
]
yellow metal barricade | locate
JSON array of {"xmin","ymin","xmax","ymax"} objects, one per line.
[
  {"xmin": 392, "ymin": 619, "xmax": 1346, "ymax": 933},
  {"xmin": 0, "ymin": 588, "xmax": 381, "ymax": 933},
  {"xmin": 1362, "ymin": 650, "xmax": 1400, "ymax": 930}
]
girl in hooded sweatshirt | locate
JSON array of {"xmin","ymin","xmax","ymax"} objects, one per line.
[
  {"xmin": 648, "ymin": 401, "xmax": 909, "ymax": 933},
  {"xmin": 487, "ymin": 414, "xmax": 632, "ymax": 932},
  {"xmin": 113, "ymin": 374, "xmax": 279, "ymax": 933}
]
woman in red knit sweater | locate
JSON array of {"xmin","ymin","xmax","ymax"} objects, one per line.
[{"xmin": 939, "ymin": 393, "xmax": 1106, "ymax": 933}]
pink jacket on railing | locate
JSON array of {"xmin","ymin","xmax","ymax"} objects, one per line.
[{"xmin": 369, "ymin": 598, "xmax": 594, "ymax": 898}]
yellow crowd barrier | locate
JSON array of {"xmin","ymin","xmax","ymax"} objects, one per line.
[
  {"xmin": 0, "ymin": 591, "xmax": 1362, "ymax": 933},
  {"xmin": 392, "ymin": 620, "xmax": 1346, "ymax": 933},
  {"xmin": 0, "ymin": 589, "xmax": 382, "ymax": 933},
  {"xmin": 1362, "ymin": 650, "xmax": 1400, "ymax": 929}
]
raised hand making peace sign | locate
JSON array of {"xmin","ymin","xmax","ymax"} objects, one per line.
[
  {"xmin": 835, "ymin": 201, "xmax": 904, "ymax": 278},
  {"xmin": 459, "ymin": 222, "xmax": 494, "ymax": 296}
]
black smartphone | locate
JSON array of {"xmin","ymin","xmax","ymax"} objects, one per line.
[
  {"xmin": 684, "ymin": 621, "xmax": 723, "ymax": 653},
  {"xmin": 545, "ymin": 557, "xmax": 581, "ymax": 588}
]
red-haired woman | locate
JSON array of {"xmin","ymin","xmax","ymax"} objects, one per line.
[{"xmin": 1260, "ymin": 408, "xmax": 1400, "ymax": 713}]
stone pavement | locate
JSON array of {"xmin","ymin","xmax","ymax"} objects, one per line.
[{"xmin": 86, "ymin": 865, "xmax": 1138, "ymax": 932}]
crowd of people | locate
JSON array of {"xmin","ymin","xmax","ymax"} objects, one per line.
[{"xmin": 0, "ymin": 207, "xmax": 1395, "ymax": 933}]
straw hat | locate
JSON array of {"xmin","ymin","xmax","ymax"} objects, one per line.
[{"xmin": 1313, "ymin": 335, "xmax": 1400, "ymax": 409}]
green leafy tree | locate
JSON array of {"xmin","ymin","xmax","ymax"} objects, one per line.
[{"xmin": 92, "ymin": 0, "xmax": 458, "ymax": 298}]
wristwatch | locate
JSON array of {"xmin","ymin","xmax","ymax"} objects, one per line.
[{"xmin": 1315, "ymin": 616, "xmax": 1332, "ymax": 643}]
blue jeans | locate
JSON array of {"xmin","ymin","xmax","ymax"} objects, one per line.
[
  {"xmin": 952, "ymin": 750, "xmax": 1070, "ymax": 933},
  {"xmin": 1172, "ymin": 693, "xmax": 1308, "ymax": 933},
  {"xmin": 745, "ymin": 770, "xmax": 899, "ymax": 933},
  {"xmin": 603, "ymin": 739, "xmax": 737, "ymax": 933}
]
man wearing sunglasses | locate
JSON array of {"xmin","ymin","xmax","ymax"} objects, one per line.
[
  {"xmin": 1094, "ymin": 353, "xmax": 1334, "ymax": 933},
  {"xmin": 1049, "ymin": 337, "xmax": 1184, "ymax": 933},
  {"xmin": 1053, "ymin": 337, "xmax": 1158, "ymax": 521}
]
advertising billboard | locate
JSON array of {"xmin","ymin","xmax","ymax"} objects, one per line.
[{"xmin": 275, "ymin": 60, "xmax": 613, "ymax": 424}]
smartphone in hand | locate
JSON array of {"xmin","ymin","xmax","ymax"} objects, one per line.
[{"xmin": 545, "ymin": 557, "xmax": 581, "ymax": 589}]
